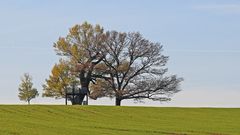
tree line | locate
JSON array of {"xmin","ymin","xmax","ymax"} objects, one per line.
[{"xmin": 18, "ymin": 22, "xmax": 183, "ymax": 106}]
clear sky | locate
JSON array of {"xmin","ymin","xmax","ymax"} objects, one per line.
[{"xmin": 0, "ymin": 0, "xmax": 240, "ymax": 107}]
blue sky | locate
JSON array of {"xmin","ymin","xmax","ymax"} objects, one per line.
[{"xmin": 0, "ymin": 0, "xmax": 240, "ymax": 107}]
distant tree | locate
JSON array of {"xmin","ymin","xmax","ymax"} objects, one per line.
[
  {"xmin": 18, "ymin": 73, "xmax": 39, "ymax": 105},
  {"xmin": 90, "ymin": 31, "xmax": 183, "ymax": 106},
  {"xmin": 42, "ymin": 59, "xmax": 78, "ymax": 104}
]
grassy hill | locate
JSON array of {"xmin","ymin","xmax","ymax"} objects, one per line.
[{"xmin": 0, "ymin": 105, "xmax": 239, "ymax": 135}]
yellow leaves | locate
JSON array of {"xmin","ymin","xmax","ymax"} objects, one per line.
[
  {"xmin": 81, "ymin": 22, "xmax": 93, "ymax": 32},
  {"xmin": 69, "ymin": 25, "xmax": 80, "ymax": 36},
  {"xmin": 71, "ymin": 44, "xmax": 79, "ymax": 59},
  {"xmin": 95, "ymin": 24, "xmax": 104, "ymax": 34},
  {"xmin": 54, "ymin": 37, "xmax": 69, "ymax": 52},
  {"xmin": 54, "ymin": 22, "xmax": 106, "ymax": 66},
  {"xmin": 43, "ymin": 59, "xmax": 77, "ymax": 98},
  {"xmin": 51, "ymin": 65, "xmax": 61, "ymax": 77},
  {"xmin": 70, "ymin": 22, "xmax": 102, "ymax": 38},
  {"xmin": 51, "ymin": 60, "xmax": 68, "ymax": 76}
]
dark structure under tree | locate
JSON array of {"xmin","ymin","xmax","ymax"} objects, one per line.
[{"xmin": 65, "ymin": 83, "xmax": 89, "ymax": 105}]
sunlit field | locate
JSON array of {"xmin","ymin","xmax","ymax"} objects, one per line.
[{"xmin": 0, "ymin": 105, "xmax": 239, "ymax": 135}]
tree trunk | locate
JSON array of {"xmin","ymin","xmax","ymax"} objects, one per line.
[
  {"xmin": 115, "ymin": 97, "xmax": 122, "ymax": 106},
  {"xmin": 71, "ymin": 98, "xmax": 74, "ymax": 105},
  {"xmin": 78, "ymin": 94, "xmax": 85, "ymax": 105},
  {"xmin": 79, "ymin": 79, "xmax": 90, "ymax": 105},
  {"xmin": 27, "ymin": 100, "xmax": 30, "ymax": 105}
]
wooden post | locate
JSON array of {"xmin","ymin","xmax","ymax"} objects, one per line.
[
  {"xmin": 65, "ymin": 93, "xmax": 67, "ymax": 105},
  {"xmin": 72, "ymin": 83, "xmax": 75, "ymax": 105}
]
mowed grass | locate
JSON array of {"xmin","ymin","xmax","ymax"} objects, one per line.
[{"xmin": 0, "ymin": 105, "xmax": 239, "ymax": 135}]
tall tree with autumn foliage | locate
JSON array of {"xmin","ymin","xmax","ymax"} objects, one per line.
[{"xmin": 44, "ymin": 22, "xmax": 108, "ymax": 104}]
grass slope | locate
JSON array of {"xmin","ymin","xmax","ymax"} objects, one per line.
[{"xmin": 0, "ymin": 105, "xmax": 239, "ymax": 135}]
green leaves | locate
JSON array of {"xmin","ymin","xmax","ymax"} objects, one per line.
[{"xmin": 18, "ymin": 73, "xmax": 39, "ymax": 104}]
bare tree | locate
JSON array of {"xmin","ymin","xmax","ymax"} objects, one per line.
[{"xmin": 90, "ymin": 31, "xmax": 183, "ymax": 106}]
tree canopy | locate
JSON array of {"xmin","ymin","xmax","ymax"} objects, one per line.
[
  {"xmin": 90, "ymin": 31, "xmax": 183, "ymax": 105},
  {"xmin": 18, "ymin": 73, "xmax": 39, "ymax": 105},
  {"xmin": 43, "ymin": 60, "xmax": 75, "ymax": 97},
  {"xmin": 43, "ymin": 22, "xmax": 183, "ymax": 106},
  {"xmin": 43, "ymin": 22, "xmax": 108, "ymax": 104}
]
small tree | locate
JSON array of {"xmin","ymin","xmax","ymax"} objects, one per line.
[{"xmin": 18, "ymin": 73, "xmax": 39, "ymax": 105}]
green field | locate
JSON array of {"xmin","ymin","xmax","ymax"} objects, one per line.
[{"xmin": 0, "ymin": 105, "xmax": 239, "ymax": 135}]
